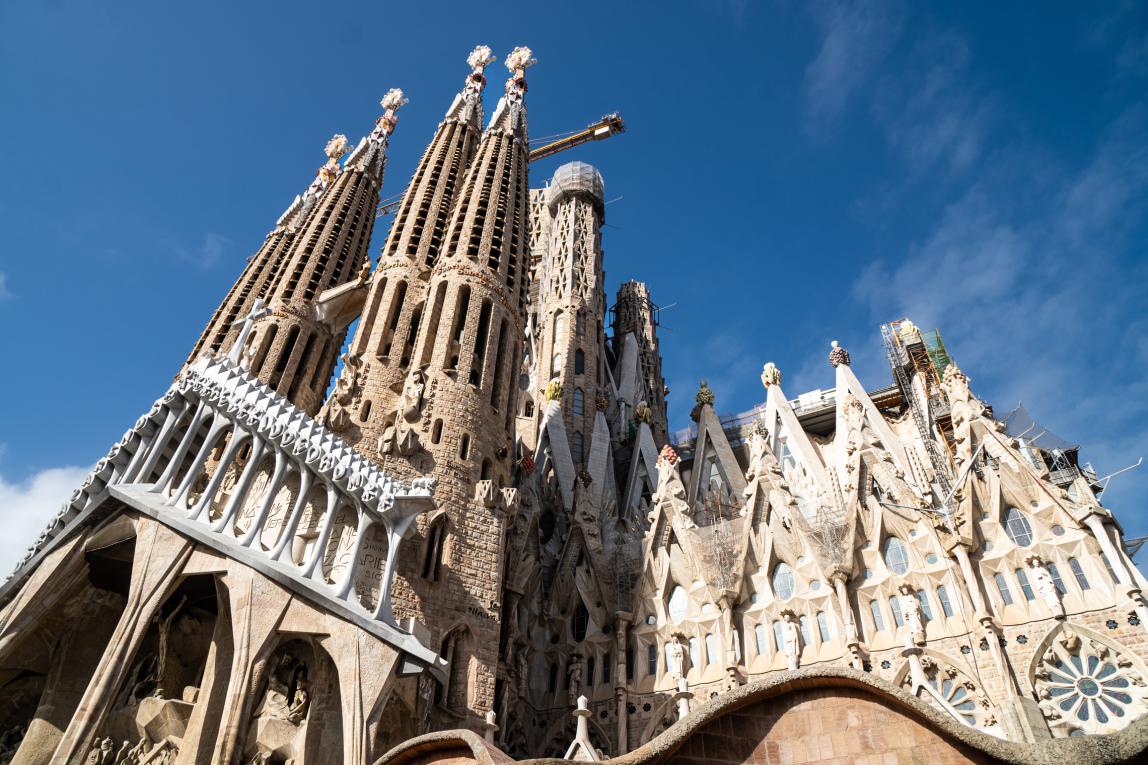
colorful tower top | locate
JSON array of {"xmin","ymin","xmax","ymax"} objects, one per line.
[
  {"xmin": 345, "ymin": 87, "xmax": 408, "ymax": 186},
  {"xmin": 489, "ymin": 46, "xmax": 536, "ymax": 137}
]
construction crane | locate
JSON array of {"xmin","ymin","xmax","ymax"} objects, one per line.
[{"xmin": 375, "ymin": 113, "xmax": 626, "ymax": 219}]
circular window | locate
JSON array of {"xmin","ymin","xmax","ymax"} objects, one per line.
[
  {"xmin": 926, "ymin": 554, "xmax": 939, "ymax": 565},
  {"xmin": 982, "ymin": 541, "xmax": 994, "ymax": 553},
  {"xmin": 863, "ymin": 568, "xmax": 873, "ymax": 580},
  {"xmin": 646, "ymin": 615, "xmax": 656, "ymax": 626},
  {"xmin": 1052, "ymin": 525, "xmax": 1065, "ymax": 536},
  {"xmin": 810, "ymin": 580, "xmax": 822, "ymax": 591}
]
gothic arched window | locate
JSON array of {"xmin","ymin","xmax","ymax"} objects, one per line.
[
  {"xmin": 882, "ymin": 537, "xmax": 909, "ymax": 575},
  {"xmin": 667, "ymin": 585, "xmax": 688, "ymax": 623},
  {"xmin": 1003, "ymin": 506, "xmax": 1034, "ymax": 547},
  {"xmin": 1069, "ymin": 558, "xmax": 1091, "ymax": 590},
  {"xmin": 573, "ymin": 601, "xmax": 589, "ymax": 642},
  {"xmin": 422, "ymin": 515, "xmax": 447, "ymax": 581},
  {"xmin": 771, "ymin": 562, "xmax": 795, "ymax": 600}
]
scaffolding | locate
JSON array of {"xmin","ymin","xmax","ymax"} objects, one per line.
[{"xmin": 881, "ymin": 320, "xmax": 954, "ymax": 501}]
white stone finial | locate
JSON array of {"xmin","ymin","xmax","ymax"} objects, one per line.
[
  {"xmin": 380, "ymin": 88, "xmax": 409, "ymax": 114},
  {"xmin": 564, "ymin": 695, "xmax": 602, "ymax": 761},
  {"xmin": 483, "ymin": 709, "xmax": 499, "ymax": 743},
  {"xmin": 468, "ymin": 45, "xmax": 497, "ymax": 73},
  {"xmin": 324, "ymin": 134, "xmax": 350, "ymax": 160},
  {"xmin": 761, "ymin": 362, "xmax": 782, "ymax": 389},
  {"xmin": 505, "ymin": 46, "xmax": 537, "ymax": 75}
]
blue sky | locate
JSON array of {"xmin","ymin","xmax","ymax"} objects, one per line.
[{"xmin": 1, "ymin": 0, "xmax": 1146, "ymax": 570}]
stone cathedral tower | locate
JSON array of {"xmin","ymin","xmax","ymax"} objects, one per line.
[{"xmin": 5, "ymin": 43, "xmax": 1148, "ymax": 765}]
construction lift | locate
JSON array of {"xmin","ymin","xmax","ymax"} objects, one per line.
[{"xmin": 374, "ymin": 113, "xmax": 626, "ymax": 219}]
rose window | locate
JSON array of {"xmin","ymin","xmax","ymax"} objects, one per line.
[
  {"xmin": 1034, "ymin": 628, "xmax": 1148, "ymax": 736},
  {"xmin": 900, "ymin": 657, "xmax": 997, "ymax": 731},
  {"xmin": 925, "ymin": 677, "xmax": 978, "ymax": 725}
]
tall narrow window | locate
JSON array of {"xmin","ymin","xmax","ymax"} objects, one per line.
[
  {"xmin": 755, "ymin": 624, "xmax": 768, "ymax": 656},
  {"xmin": 602, "ymin": 653, "xmax": 611, "ymax": 684},
  {"xmin": 626, "ymin": 647, "xmax": 634, "ymax": 680},
  {"xmin": 646, "ymin": 644, "xmax": 658, "ymax": 676},
  {"xmin": 816, "ymin": 611, "xmax": 831, "ymax": 642},
  {"xmin": 994, "ymin": 573, "xmax": 1014, "ymax": 605},
  {"xmin": 586, "ymin": 656, "xmax": 595, "ymax": 687},
  {"xmin": 548, "ymin": 663, "xmax": 558, "ymax": 692},
  {"xmin": 917, "ymin": 591, "xmax": 934, "ymax": 622},
  {"xmin": 1016, "ymin": 568, "xmax": 1036, "ymax": 600},
  {"xmin": 1048, "ymin": 562, "xmax": 1067, "ymax": 595},
  {"xmin": 704, "ymin": 633, "xmax": 718, "ymax": 665},
  {"xmin": 1003, "ymin": 507, "xmax": 1034, "ymax": 547},
  {"xmin": 890, "ymin": 596, "xmax": 905, "ymax": 627},
  {"xmin": 572, "ymin": 388, "xmax": 584, "ymax": 417},
  {"xmin": 422, "ymin": 517, "xmax": 446, "ymax": 581},
  {"xmin": 771, "ymin": 562, "xmax": 795, "ymax": 600},
  {"xmin": 573, "ymin": 602, "xmax": 589, "ymax": 642},
  {"xmin": 937, "ymin": 585, "xmax": 955, "ymax": 617},
  {"xmin": 772, "ymin": 621, "xmax": 785, "ymax": 650},
  {"xmin": 1068, "ymin": 558, "xmax": 1091, "ymax": 590},
  {"xmin": 687, "ymin": 637, "xmax": 699, "ymax": 668},
  {"xmin": 869, "ymin": 600, "xmax": 885, "ymax": 631},
  {"xmin": 799, "ymin": 615, "xmax": 813, "ymax": 646},
  {"xmin": 882, "ymin": 537, "xmax": 909, "ymax": 575},
  {"xmin": 571, "ymin": 431, "xmax": 583, "ymax": 467},
  {"xmin": 575, "ymin": 349, "xmax": 585, "ymax": 374},
  {"xmin": 1100, "ymin": 550, "xmax": 1121, "ymax": 583}
]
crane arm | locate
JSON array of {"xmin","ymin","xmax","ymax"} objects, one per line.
[
  {"xmin": 376, "ymin": 113, "xmax": 625, "ymax": 219},
  {"xmin": 527, "ymin": 112, "xmax": 625, "ymax": 162}
]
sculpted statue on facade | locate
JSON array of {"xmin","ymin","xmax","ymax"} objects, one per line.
[
  {"xmin": 780, "ymin": 610, "xmax": 801, "ymax": 670},
  {"xmin": 665, "ymin": 633, "xmax": 686, "ymax": 680},
  {"xmin": 1028, "ymin": 556, "xmax": 1065, "ymax": 618},
  {"xmin": 899, "ymin": 584, "xmax": 925, "ymax": 644},
  {"xmin": 325, "ymin": 352, "xmax": 364, "ymax": 432},
  {"xmin": 380, "ymin": 369, "xmax": 426, "ymax": 456}
]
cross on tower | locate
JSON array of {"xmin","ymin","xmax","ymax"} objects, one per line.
[{"xmin": 227, "ymin": 298, "xmax": 271, "ymax": 366}]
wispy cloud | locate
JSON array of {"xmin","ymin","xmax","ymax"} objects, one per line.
[
  {"xmin": 0, "ymin": 272, "xmax": 11, "ymax": 300},
  {"xmin": 166, "ymin": 232, "xmax": 235, "ymax": 270},
  {"xmin": 0, "ymin": 464, "xmax": 92, "ymax": 574},
  {"xmin": 872, "ymin": 34, "xmax": 993, "ymax": 174},
  {"xmin": 802, "ymin": 0, "xmax": 903, "ymax": 135},
  {"xmin": 849, "ymin": 107, "xmax": 1148, "ymax": 535}
]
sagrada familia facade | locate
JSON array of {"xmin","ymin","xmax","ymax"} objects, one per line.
[{"xmin": 3, "ymin": 46, "xmax": 1148, "ymax": 765}]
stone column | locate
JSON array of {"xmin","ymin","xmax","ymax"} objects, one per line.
[
  {"xmin": 50, "ymin": 518, "xmax": 194, "ymax": 763},
  {"xmin": 613, "ymin": 612, "xmax": 631, "ymax": 753}
]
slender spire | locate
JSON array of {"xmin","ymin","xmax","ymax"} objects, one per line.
[
  {"xmin": 346, "ymin": 88, "xmax": 408, "ymax": 185},
  {"xmin": 275, "ymin": 134, "xmax": 351, "ymax": 234},
  {"xmin": 488, "ymin": 46, "xmax": 535, "ymax": 137},
  {"xmin": 443, "ymin": 44, "xmax": 496, "ymax": 128}
]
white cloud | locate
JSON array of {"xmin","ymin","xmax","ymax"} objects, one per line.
[
  {"xmin": 166, "ymin": 232, "xmax": 235, "ymax": 269},
  {"xmin": 803, "ymin": 0, "xmax": 902, "ymax": 135},
  {"xmin": 845, "ymin": 108, "xmax": 1148, "ymax": 552},
  {"xmin": 0, "ymin": 466, "xmax": 92, "ymax": 574}
]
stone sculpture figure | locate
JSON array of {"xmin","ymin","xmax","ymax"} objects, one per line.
[
  {"xmin": 780, "ymin": 610, "xmax": 801, "ymax": 670},
  {"xmin": 1029, "ymin": 556, "xmax": 1065, "ymax": 618},
  {"xmin": 381, "ymin": 369, "xmax": 426, "ymax": 456},
  {"xmin": 899, "ymin": 584, "xmax": 925, "ymax": 644},
  {"xmin": 665, "ymin": 634, "xmax": 686, "ymax": 680},
  {"xmin": 84, "ymin": 738, "xmax": 115, "ymax": 765}
]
